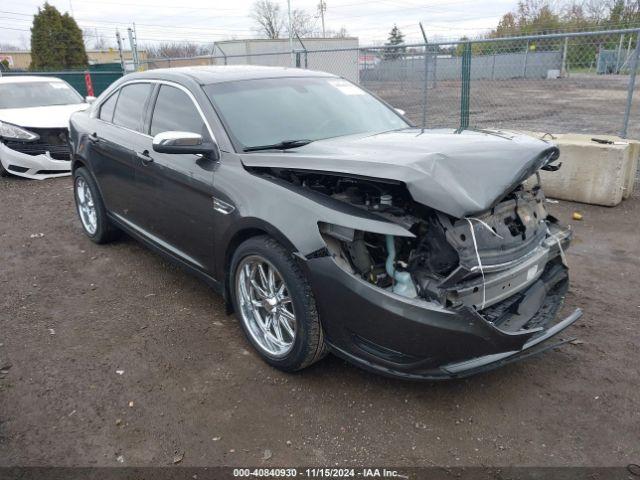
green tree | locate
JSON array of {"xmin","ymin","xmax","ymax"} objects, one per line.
[
  {"xmin": 30, "ymin": 2, "xmax": 87, "ymax": 70},
  {"xmin": 383, "ymin": 24, "xmax": 405, "ymax": 60},
  {"xmin": 61, "ymin": 13, "xmax": 88, "ymax": 68}
]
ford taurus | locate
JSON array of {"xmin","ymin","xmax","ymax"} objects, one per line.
[{"xmin": 68, "ymin": 66, "xmax": 582, "ymax": 380}]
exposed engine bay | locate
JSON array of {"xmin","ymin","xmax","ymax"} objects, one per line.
[{"xmin": 251, "ymin": 167, "xmax": 572, "ymax": 316}]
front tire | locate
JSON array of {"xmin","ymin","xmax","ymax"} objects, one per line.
[
  {"xmin": 230, "ymin": 235, "xmax": 327, "ymax": 372},
  {"xmin": 73, "ymin": 167, "xmax": 119, "ymax": 244},
  {"xmin": 0, "ymin": 160, "xmax": 9, "ymax": 177}
]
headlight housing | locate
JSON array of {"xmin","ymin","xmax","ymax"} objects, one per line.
[{"xmin": 0, "ymin": 121, "xmax": 39, "ymax": 142}]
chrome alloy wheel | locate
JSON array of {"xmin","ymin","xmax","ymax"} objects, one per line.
[
  {"xmin": 236, "ymin": 255, "xmax": 297, "ymax": 357},
  {"xmin": 75, "ymin": 176, "xmax": 97, "ymax": 235}
]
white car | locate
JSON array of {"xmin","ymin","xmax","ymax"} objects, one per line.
[{"xmin": 0, "ymin": 76, "xmax": 90, "ymax": 180}]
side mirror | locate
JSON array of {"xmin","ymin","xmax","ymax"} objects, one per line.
[
  {"xmin": 85, "ymin": 96, "xmax": 97, "ymax": 104},
  {"xmin": 152, "ymin": 131, "xmax": 219, "ymax": 160},
  {"xmin": 394, "ymin": 108, "xmax": 406, "ymax": 116}
]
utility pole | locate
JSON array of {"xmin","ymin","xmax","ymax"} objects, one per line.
[
  {"xmin": 318, "ymin": 0, "xmax": 326, "ymax": 37},
  {"xmin": 127, "ymin": 27, "xmax": 138, "ymax": 70},
  {"xmin": 288, "ymin": 0, "xmax": 294, "ymax": 66},
  {"xmin": 115, "ymin": 29, "xmax": 126, "ymax": 72},
  {"xmin": 132, "ymin": 23, "xmax": 140, "ymax": 69}
]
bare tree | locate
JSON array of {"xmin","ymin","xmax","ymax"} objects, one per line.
[
  {"xmin": 0, "ymin": 42, "xmax": 23, "ymax": 50},
  {"xmin": 325, "ymin": 26, "xmax": 349, "ymax": 38},
  {"xmin": 83, "ymin": 28, "xmax": 109, "ymax": 50},
  {"xmin": 250, "ymin": 0, "xmax": 284, "ymax": 39},
  {"xmin": 287, "ymin": 8, "xmax": 318, "ymax": 37},
  {"xmin": 145, "ymin": 41, "xmax": 206, "ymax": 59},
  {"xmin": 583, "ymin": 0, "xmax": 609, "ymax": 22}
]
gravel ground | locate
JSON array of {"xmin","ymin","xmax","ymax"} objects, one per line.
[
  {"xmin": 364, "ymin": 74, "xmax": 640, "ymax": 139},
  {"xmin": 0, "ymin": 175, "xmax": 639, "ymax": 467}
]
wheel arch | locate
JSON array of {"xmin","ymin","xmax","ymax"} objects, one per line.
[{"xmin": 221, "ymin": 219, "xmax": 299, "ymax": 314}]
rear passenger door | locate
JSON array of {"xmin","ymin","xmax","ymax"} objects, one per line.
[
  {"xmin": 134, "ymin": 83, "xmax": 218, "ymax": 273},
  {"xmin": 90, "ymin": 82, "xmax": 153, "ymax": 222}
]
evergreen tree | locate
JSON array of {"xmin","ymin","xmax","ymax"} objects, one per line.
[
  {"xmin": 383, "ymin": 24, "xmax": 406, "ymax": 60},
  {"xmin": 30, "ymin": 3, "xmax": 88, "ymax": 70},
  {"xmin": 61, "ymin": 13, "xmax": 88, "ymax": 68}
]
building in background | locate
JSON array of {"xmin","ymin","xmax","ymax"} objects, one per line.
[
  {"xmin": 0, "ymin": 49, "xmax": 147, "ymax": 71},
  {"xmin": 145, "ymin": 38, "xmax": 360, "ymax": 83}
]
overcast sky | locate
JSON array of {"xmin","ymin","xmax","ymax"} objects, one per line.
[{"xmin": 0, "ymin": 0, "xmax": 519, "ymax": 50}]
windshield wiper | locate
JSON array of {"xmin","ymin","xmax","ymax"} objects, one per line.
[{"xmin": 243, "ymin": 139, "xmax": 313, "ymax": 152}]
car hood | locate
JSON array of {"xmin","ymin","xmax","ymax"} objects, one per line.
[
  {"xmin": 0, "ymin": 103, "xmax": 90, "ymax": 129},
  {"xmin": 239, "ymin": 128, "xmax": 558, "ymax": 218}
]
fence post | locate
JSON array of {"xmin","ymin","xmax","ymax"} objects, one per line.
[
  {"xmin": 561, "ymin": 36, "xmax": 568, "ymax": 77},
  {"xmin": 459, "ymin": 42, "xmax": 472, "ymax": 130},
  {"xmin": 621, "ymin": 31, "xmax": 640, "ymax": 138},
  {"xmin": 421, "ymin": 45, "xmax": 429, "ymax": 128},
  {"xmin": 491, "ymin": 52, "xmax": 496, "ymax": 80},
  {"xmin": 522, "ymin": 39, "xmax": 529, "ymax": 78}
]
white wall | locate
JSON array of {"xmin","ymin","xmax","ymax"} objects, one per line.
[{"xmin": 213, "ymin": 38, "xmax": 359, "ymax": 83}]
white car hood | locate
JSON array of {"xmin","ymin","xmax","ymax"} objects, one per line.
[{"xmin": 0, "ymin": 103, "xmax": 90, "ymax": 129}]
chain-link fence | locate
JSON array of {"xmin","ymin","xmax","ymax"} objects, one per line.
[{"xmin": 139, "ymin": 28, "xmax": 640, "ymax": 140}]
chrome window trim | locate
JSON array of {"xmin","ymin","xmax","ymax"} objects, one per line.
[{"xmin": 91, "ymin": 79, "xmax": 217, "ymax": 144}]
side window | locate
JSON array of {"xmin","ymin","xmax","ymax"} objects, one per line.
[
  {"xmin": 112, "ymin": 83, "xmax": 152, "ymax": 132},
  {"xmin": 99, "ymin": 91, "xmax": 119, "ymax": 122},
  {"xmin": 150, "ymin": 85, "xmax": 209, "ymax": 140}
]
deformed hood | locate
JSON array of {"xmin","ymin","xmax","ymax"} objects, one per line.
[{"xmin": 239, "ymin": 128, "xmax": 558, "ymax": 218}]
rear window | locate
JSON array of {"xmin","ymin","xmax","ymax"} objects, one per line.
[
  {"xmin": 99, "ymin": 91, "xmax": 119, "ymax": 123},
  {"xmin": 112, "ymin": 83, "xmax": 152, "ymax": 132}
]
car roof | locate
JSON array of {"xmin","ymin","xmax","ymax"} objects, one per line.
[
  {"xmin": 125, "ymin": 65, "xmax": 338, "ymax": 85},
  {"xmin": 0, "ymin": 76, "xmax": 65, "ymax": 84}
]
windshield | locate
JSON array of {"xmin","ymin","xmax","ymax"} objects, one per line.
[
  {"xmin": 0, "ymin": 81, "xmax": 84, "ymax": 109},
  {"xmin": 204, "ymin": 77, "xmax": 409, "ymax": 150}
]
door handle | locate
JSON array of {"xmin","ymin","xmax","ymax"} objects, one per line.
[
  {"xmin": 137, "ymin": 150, "xmax": 154, "ymax": 165},
  {"xmin": 88, "ymin": 132, "xmax": 100, "ymax": 144}
]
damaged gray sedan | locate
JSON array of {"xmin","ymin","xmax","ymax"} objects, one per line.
[{"xmin": 69, "ymin": 66, "xmax": 582, "ymax": 379}]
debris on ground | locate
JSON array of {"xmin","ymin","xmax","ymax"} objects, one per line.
[
  {"xmin": 128, "ymin": 401, "xmax": 134, "ymax": 408},
  {"xmin": 115, "ymin": 418, "xmax": 123, "ymax": 426},
  {"xmin": 570, "ymin": 339, "xmax": 585, "ymax": 345},
  {"xmin": 116, "ymin": 455, "xmax": 124, "ymax": 463},
  {"xmin": 263, "ymin": 449, "xmax": 272, "ymax": 460},
  {"xmin": 173, "ymin": 451, "xmax": 184, "ymax": 464},
  {"xmin": 29, "ymin": 233, "xmax": 44, "ymax": 238},
  {"xmin": 572, "ymin": 212, "xmax": 583, "ymax": 220},
  {"xmin": 115, "ymin": 369, "xmax": 124, "ymax": 375}
]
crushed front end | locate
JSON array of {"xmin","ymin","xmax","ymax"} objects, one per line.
[{"xmin": 269, "ymin": 169, "xmax": 582, "ymax": 379}]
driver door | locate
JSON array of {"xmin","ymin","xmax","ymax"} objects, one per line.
[{"xmin": 133, "ymin": 83, "xmax": 218, "ymax": 273}]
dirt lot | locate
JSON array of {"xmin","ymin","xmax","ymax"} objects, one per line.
[
  {"xmin": 0, "ymin": 175, "xmax": 639, "ymax": 467},
  {"xmin": 364, "ymin": 74, "xmax": 640, "ymax": 140}
]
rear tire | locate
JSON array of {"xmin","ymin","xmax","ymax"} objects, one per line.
[
  {"xmin": 73, "ymin": 167, "xmax": 119, "ymax": 244},
  {"xmin": 230, "ymin": 235, "xmax": 327, "ymax": 372}
]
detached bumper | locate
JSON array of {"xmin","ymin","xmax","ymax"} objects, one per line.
[
  {"xmin": 305, "ymin": 255, "xmax": 582, "ymax": 380},
  {"xmin": 0, "ymin": 143, "xmax": 71, "ymax": 180}
]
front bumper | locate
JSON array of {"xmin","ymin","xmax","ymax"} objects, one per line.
[
  {"xmin": 0, "ymin": 143, "xmax": 71, "ymax": 180},
  {"xmin": 305, "ymin": 253, "xmax": 582, "ymax": 380}
]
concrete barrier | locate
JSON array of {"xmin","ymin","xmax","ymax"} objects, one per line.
[{"xmin": 520, "ymin": 132, "xmax": 639, "ymax": 207}]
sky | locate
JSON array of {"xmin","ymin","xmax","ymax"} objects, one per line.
[{"xmin": 0, "ymin": 0, "xmax": 519, "ymax": 50}]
